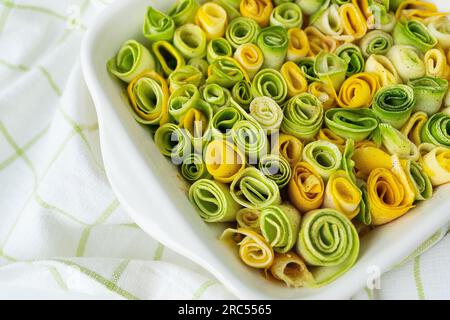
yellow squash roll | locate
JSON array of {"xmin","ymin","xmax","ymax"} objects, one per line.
[
  {"xmin": 287, "ymin": 28, "xmax": 310, "ymax": 62},
  {"xmin": 240, "ymin": 0, "xmax": 273, "ymax": 28},
  {"xmin": 396, "ymin": 1, "xmax": 449, "ymax": 21},
  {"xmin": 424, "ymin": 48, "xmax": 450, "ymax": 79},
  {"xmin": 221, "ymin": 228, "xmax": 274, "ymax": 269},
  {"xmin": 275, "ymin": 134, "xmax": 303, "ymax": 167},
  {"xmin": 127, "ymin": 71, "xmax": 170, "ymax": 125},
  {"xmin": 308, "ymin": 81, "xmax": 337, "ymax": 110},
  {"xmin": 195, "ymin": 2, "xmax": 228, "ymax": 40},
  {"xmin": 340, "ymin": 3, "xmax": 368, "ymax": 41},
  {"xmin": 269, "ymin": 252, "xmax": 313, "ymax": 288},
  {"xmin": 352, "ymin": 0, "xmax": 371, "ymax": 19},
  {"xmin": 288, "ymin": 162, "xmax": 324, "ymax": 213},
  {"xmin": 280, "ymin": 61, "xmax": 308, "ymax": 97},
  {"xmin": 304, "ymin": 26, "xmax": 337, "ymax": 57},
  {"xmin": 324, "ymin": 170, "xmax": 362, "ymax": 220},
  {"xmin": 401, "ymin": 112, "xmax": 428, "ymax": 146},
  {"xmin": 234, "ymin": 43, "xmax": 264, "ymax": 79},
  {"xmin": 365, "ymin": 54, "xmax": 402, "ymax": 87},
  {"xmin": 205, "ymin": 139, "xmax": 245, "ymax": 183},
  {"xmin": 421, "ymin": 146, "xmax": 450, "ymax": 186},
  {"xmin": 338, "ymin": 72, "xmax": 380, "ymax": 108},
  {"xmin": 367, "ymin": 156, "xmax": 415, "ymax": 225},
  {"xmin": 353, "ymin": 146, "xmax": 393, "ymax": 179}
]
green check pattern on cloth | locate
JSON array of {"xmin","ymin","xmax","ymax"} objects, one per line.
[{"xmin": 0, "ymin": 0, "xmax": 448, "ymax": 300}]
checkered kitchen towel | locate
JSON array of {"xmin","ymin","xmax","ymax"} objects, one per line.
[{"xmin": 0, "ymin": 0, "xmax": 449, "ymax": 300}]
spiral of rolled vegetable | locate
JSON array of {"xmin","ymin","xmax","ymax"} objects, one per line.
[
  {"xmin": 230, "ymin": 167, "xmax": 281, "ymax": 209},
  {"xmin": 207, "ymin": 57, "xmax": 249, "ymax": 88},
  {"xmin": 378, "ymin": 123, "xmax": 420, "ymax": 160},
  {"xmin": 168, "ymin": 0, "xmax": 200, "ymax": 26},
  {"xmin": 257, "ymin": 26, "xmax": 289, "ymax": 70},
  {"xmin": 181, "ymin": 153, "xmax": 211, "ymax": 182},
  {"xmin": 251, "ymin": 69, "xmax": 288, "ymax": 105},
  {"xmin": 296, "ymin": 208, "xmax": 360, "ymax": 287},
  {"xmin": 387, "ymin": 45, "xmax": 426, "ymax": 82},
  {"xmin": 232, "ymin": 80, "xmax": 253, "ymax": 110},
  {"xmin": 276, "ymin": 134, "xmax": 303, "ymax": 167},
  {"xmin": 298, "ymin": 57, "xmax": 319, "ymax": 82},
  {"xmin": 154, "ymin": 123, "xmax": 192, "ymax": 163},
  {"xmin": 226, "ymin": 17, "xmax": 261, "ymax": 51},
  {"xmin": 338, "ymin": 72, "xmax": 380, "ymax": 109},
  {"xmin": 304, "ymin": 26, "xmax": 337, "ymax": 57},
  {"xmin": 220, "ymin": 228, "xmax": 274, "ymax": 268},
  {"xmin": 233, "ymin": 44, "xmax": 264, "ymax": 79},
  {"xmin": 195, "ymin": 2, "xmax": 228, "ymax": 40},
  {"xmin": 168, "ymin": 84, "xmax": 201, "ymax": 122},
  {"xmin": 258, "ymin": 154, "xmax": 292, "ymax": 188},
  {"xmin": 312, "ymin": 4, "xmax": 347, "ymax": 41},
  {"xmin": 395, "ymin": 0, "xmax": 448, "ymax": 22},
  {"xmin": 302, "ymin": 140, "xmax": 343, "ymax": 180},
  {"xmin": 168, "ymin": 65, "xmax": 204, "ymax": 93},
  {"xmin": 421, "ymin": 112, "xmax": 450, "ymax": 148},
  {"xmin": 240, "ymin": 0, "xmax": 273, "ymax": 27},
  {"xmin": 210, "ymin": 106, "xmax": 243, "ymax": 139},
  {"xmin": 426, "ymin": 16, "xmax": 450, "ymax": 49},
  {"xmin": 365, "ymin": 54, "xmax": 401, "ymax": 87},
  {"xmin": 270, "ymin": 3, "xmax": 303, "ymax": 29},
  {"xmin": 281, "ymin": 93, "xmax": 324, "ymax": 140},
  {"xmin": 143, "ymin": 7, "xmax": 176, "ymax": 42},
  {"xmin": 335, "ymin": 43, "xmax": 365, "ymax": 76},
  {"xmin": 408, "ymin": 76, "xmax": 448, "ymax": 116},
  {"xmin": 201, "ymin": 84, "xmax": 231, "ymax": 112},
  {"xmin": 308, "ymin": 81, "xmax": 336, "ymax": 110},
  {"xmin": 314, "ymin": 51, "xmax": 348, "ymax": 91},
  {"xmin": 178, "ymin": 99, "xmax": 213, "ymax": 150},
  {"xmin": 406, "ymin": 160, "xmax": 433, "ymax": 201},
  {"xmin": 360, "ymin": 30, "xmax": 394, "ymax": 58},
  {"xmin": 107, "ymin": 40, "xmax": 155, "ymax": 83},
  {"xmin": 420, "ymin": 144, "xmax": 450, "ymax": 186},
  {"xmin": 325, "ymin": 108, "xmax": 379, "ymax": 142},
  {"xmin": 152, "ymin": 40, "xmax": 185, "ymax": 77},
  {"xmin": 280, "ymin": 61, "xmax": 308, "ymax": 98},
  {"xmin": 339, "ymin": 3, "xmax": 368, "ymax": 40},
  {"xmin": 205, "ymin": 139, "xmax": 246, "ymax": 183},
  {"xmin": 231, "ymin": 119, "xmax": 268, "ymax": 163},
  {"xmin": 424, "ymin": 48, "xmax": 450, "ymax": 80},
  {"xmin": 189, "ymin": 179, "xmax": 240, "ymax": 222},
  {"xmin": 269, "ymin": 252, "xmax": 314, "ymax": 288},
  {"xmin": 367, "ymin": 156, "xmax": 415, "ymax": 225},
  {"xmin": 287, "ymin": 28, "xmax": 310, "ymax": 62},
  {"xmin": 366, "ymin": 1, "xmax": 396, "ymax": 32},
  {"xmin": 401, "ymin": 111, "xmax": 428, "ymax": 146},
  {"xmin": 206, "ymin": 37, "xmax": 233, "ymax": 63},
  {"xmin": 372, "ymin": 84, "xmax": 415, "ymax": 129},
  {"xmin": 236, "ymin": 208, "xmax": 261, "ymax": 232},
  {"xmin": 173, "ymin": 24, "xmax": 207, "ymax": 59},
  {"xmin": 260, "ymin": 204, "xmax": 301, "ymax": 253},
  {"xmin": 393, "ymin": 20, "xmax": 438, "ymax": 54},
  {"xmin": 188, "ymin": 57, "xmax": 209, "ymax": 77},
  {"xmin": 126, "ymin": 71, "xmax": 169, "ymax": 126},
  {"xmin": 249, "ymin": 97, "xmax": 283, "ymax": 133},
  {"xmin": 288, "ymin": 161, "xmax": 324, "ymax": 212},
  {"xmin": 324, "ymin": 170, "xmax": 362, "ymax": 220}
]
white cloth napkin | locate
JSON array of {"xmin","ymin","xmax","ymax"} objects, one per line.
[{"xmin": 0, "ymin": 0, "xmax": 449, "ymax": 300}]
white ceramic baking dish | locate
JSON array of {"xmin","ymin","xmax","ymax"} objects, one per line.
[{"xmin": 81, "ymin": 0, "xmax": 450, "ymax": 299}]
